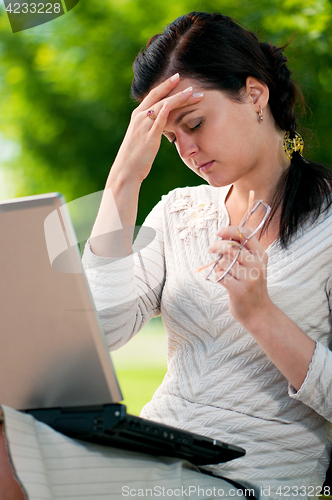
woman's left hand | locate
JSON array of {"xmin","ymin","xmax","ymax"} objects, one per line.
[
  {"xmin": 208, "ymin": 225, "xmax": 316, "ymax": 392},
  {"xmin": 208, "ymin": 225, "xmax": 272, "ymax": 326}
]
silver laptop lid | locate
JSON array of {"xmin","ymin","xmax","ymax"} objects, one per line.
[{"xmin": 0, "ymin": 192, "xmax": 122, "ymax": 409}]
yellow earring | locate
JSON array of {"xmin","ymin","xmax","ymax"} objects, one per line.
[{"xmin": 283, "ymin": 131, "xmax": 304, "ymax": 160}]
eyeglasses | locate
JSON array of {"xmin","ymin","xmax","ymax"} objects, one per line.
[{"xmin": 196, "ymin": 200, "xmax": 271, "ymax": 283}]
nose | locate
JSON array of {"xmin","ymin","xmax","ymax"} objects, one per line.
[{"xmin": 175, "ymin": 134, "xmax": 199, "ymax": 160}]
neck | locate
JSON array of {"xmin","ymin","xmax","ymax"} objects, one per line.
[{"xmin": 230, "ymin": 129, "xmax": 290, "ymax": 211}]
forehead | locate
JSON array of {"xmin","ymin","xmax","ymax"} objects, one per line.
[
  {"xmin": 162, "ymin": 81, "xmax": 232, "ymax": 134},
  {"xmin": 163, "ymin": 78, "xmax": 234, "ymax": 110},
  {"xmin": 163, "ymin": 79, "xmax": 233, "ymax": 126}
]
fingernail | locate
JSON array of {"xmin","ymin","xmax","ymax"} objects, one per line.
[
  {"xmin": 171, "ymin": 73, "xmax": 180, "ymax": 82},
  {"xmin": 193, "ymin": 92, "xmax": 204, "ymax": 98},
  {"xmin": 183, "ymin": 86, "xmax": 193, "ymax": 94}
]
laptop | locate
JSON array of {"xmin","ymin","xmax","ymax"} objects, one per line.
[{"xmin": 0, "ymin": 192, "xmax": 245, "ymax": 466}]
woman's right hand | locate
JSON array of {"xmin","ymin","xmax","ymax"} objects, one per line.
[
  {"xmin": 111, "ymin": 73, "xmax": 203, "ymax": 184},
  {"xmin": 89, "ymin": 74, "xmax": 203, "ymax": 258}
]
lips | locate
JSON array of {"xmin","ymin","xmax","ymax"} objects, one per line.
[{"xmin": 197, "ymin": 161, "xmax": 214, "ymax": 173}]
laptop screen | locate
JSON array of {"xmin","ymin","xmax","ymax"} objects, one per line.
[{"xmin": 0, "ymin": 193, "xmax": 122, "ymax": 410}]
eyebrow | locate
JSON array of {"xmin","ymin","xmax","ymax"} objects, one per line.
[{"xmin": 163, "ymin": 109, "xmax": 196, "ymax": 134}]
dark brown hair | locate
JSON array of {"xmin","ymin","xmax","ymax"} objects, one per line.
[{"xmin": 131, "ymin": 12, "xmax": 332, "ymax": 247}]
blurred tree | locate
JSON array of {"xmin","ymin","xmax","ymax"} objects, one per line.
[{"xmin": 0, "ymin": 0, "xmax": 331, "ymax": 226}]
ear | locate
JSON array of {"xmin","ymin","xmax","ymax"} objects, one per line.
[{"xmin": 245, "ymin": 77, "xmax": 269, "ymax": 112}]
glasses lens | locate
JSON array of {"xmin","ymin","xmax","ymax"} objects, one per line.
[
  {"xmin": 239, "ymin": 200, "xmax": 270, "ymax": 240},
  {"xmin": 205, "ymin": 253, "xmax": 239, "ymax": 283},
  {"xmin": 204, "ymin": 200, "xmax": 271, "ymax": 283}
]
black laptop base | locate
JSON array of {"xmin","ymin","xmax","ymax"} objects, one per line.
[{"xmin": 25, "ymin": 403, "xmax": 245, "ymax": 466}]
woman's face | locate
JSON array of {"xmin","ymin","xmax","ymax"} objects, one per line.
[{"xmin": 162, "ymin": 78, "xmax": 275, "ymax": 188}]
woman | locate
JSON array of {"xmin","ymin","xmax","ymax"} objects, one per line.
[
  {"xmin": 1, "ymin": 11, "xmax": 332, "ymax": 500},
  {"xmin": 82, "ymin": 11, "xmax": 332, "ymax": 497}
]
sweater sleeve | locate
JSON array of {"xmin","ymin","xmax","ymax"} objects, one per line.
[
  {"xmin": 288, "ymin": 273, "xmax": 332, "ymax": 423},
  {"xmin": 81, "ymin": 198, "xmax": 165, "ymax": 351},
  {"xmin": 288, "ymin": 342, "xmax": 332, "ymax": 422}
]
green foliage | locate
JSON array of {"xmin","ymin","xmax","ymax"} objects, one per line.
[
  {"xmin": 115, "ymin": 366, "xmax": 167, "ymax": 416},
  {"xmin": 0, "ymin": 0, "xmax": 331, "ymax": 222},
  {"xmin": 111, "ymin": 318, "xmax": 167, "ymax": 415}
]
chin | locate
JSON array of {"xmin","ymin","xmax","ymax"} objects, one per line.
[
  {"xmin": 192, "ymin": 168, "xmax": 233, "ymax": 188},
  {"xmin": 205, "ymin": 178, "xmax": 231, "ymax": 188}
]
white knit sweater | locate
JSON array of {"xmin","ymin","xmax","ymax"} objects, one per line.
[{"xmin": 82, "ymin": 184, "xmax": 332, "ymax": 499}]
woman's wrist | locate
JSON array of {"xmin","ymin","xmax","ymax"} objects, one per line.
[
  {"xmin": 90, "ymin": 166, "xmax": 142, "ymax": 258},
  {"xmin": 238, "ymin": 296, "xmax": 277, "ymax": 334},
  {"xmin": 107, "ymin": 161, "xmax": 143, "ymax": 192}
]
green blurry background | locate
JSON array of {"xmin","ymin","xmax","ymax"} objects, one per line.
[{"xmin": 0, "ymin": 0, "xmax": 331, "ymax": 415}]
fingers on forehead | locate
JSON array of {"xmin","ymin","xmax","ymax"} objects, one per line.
[
  {"xmin": 146, "ymin": 87, "xmax": 198, "ymax": 114},
  {"xmin": 145, "ymin": 76, "xmax": 179, "ymax": 103}
]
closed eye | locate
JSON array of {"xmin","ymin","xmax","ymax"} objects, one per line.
[
  {"xmin": 168, "ymin": 120, "xmax": 203, "ymax": 146},
  {"xmin": 190, "ymin": 121, "xmax": 203, "ymax": 131}
]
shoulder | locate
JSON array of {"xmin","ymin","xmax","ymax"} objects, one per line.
[
  {"xmin": 285, "ymin": 204, "xmax": 332, "ymax": 262},
  {"xmin": 300, "ymin": 203, "xmax": 332, "ymax": 240}
]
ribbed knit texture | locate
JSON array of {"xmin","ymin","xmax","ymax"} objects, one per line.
[{"xmin": 82, "ymin": 184, "xmax": 332, "ymax": 499}]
